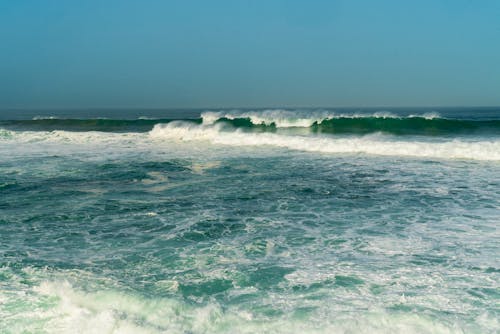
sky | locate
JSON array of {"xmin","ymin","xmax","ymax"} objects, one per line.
[{"xmin": 1, "ymin": 0, "xmax": 499, "ymax": 109}]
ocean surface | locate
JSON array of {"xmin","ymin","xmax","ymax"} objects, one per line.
[{"xmin": 1, "ymin": 107, "xmax": 499, "ymax": 333}]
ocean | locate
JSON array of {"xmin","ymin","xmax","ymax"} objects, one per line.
[{"xmin": 0, "ymin": 107, "xmax": 499, "ymax": 333}]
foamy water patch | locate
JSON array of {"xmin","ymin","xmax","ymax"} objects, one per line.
[
  {"xmin": 0, "ymin": 128, "xmax": 14, "ymax": 139},
  {"xmin": 0, "ymin": 129, "xmax": 146, "ymax": 144},
  {"xmin": 1, "ymin": 279, "xmax": 479, "ymax": 334}
]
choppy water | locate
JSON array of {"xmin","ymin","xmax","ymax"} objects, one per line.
[{"xmin": 1, "ymin": 108, "xmax": 499, "ymax": 333}]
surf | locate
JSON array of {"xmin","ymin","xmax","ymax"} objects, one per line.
[{"xmin": 149, "ymin": 122, "xmax": 500, "ymax": 161}]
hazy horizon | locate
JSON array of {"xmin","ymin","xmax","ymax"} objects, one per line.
[{"xmin": 1, "ymin": 1, "xmax": 499, "ymax": 109}]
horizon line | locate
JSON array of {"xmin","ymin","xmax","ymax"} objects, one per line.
[{"xmin": 2, "ymin": 105, "xmax": 500, "ymax": 111}]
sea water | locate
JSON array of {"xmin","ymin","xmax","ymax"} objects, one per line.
[{"xmin": 0, "ymin": 108, "xmax": 499, "ymax": 333}]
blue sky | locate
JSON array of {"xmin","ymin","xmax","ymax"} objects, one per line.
[{"xmin": 1, "ymin": 0, "xmax": 499, "ymax": 108}]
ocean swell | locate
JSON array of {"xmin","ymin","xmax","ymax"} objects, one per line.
[{"xmin": 2, "ymin": 111, "xmax": 499, "ymax": 136}]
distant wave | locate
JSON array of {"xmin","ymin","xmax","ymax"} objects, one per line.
[
  {"xmin": 201, "ymin": 109, "xmax": 441, "ymax": 127},
  {"xmin": 0, "ymin": 118, "xmax": 190, "ymax": 132}
]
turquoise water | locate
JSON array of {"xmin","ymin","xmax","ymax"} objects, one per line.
[{"xmin": 1, "ymin": 108, "xmax": 499, "ymax": 333}]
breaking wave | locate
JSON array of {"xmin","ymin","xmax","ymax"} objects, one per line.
[
  {"xmin": 150, "ymin": 122, "xmax": 500, "ymax": 161},
  {"xmin": 201, "ymin": 109, "xmax": 441, "ymax": 127},
  {"xmin": 2, "ymin": 122, "xmax": 500, "ymax": 161}
]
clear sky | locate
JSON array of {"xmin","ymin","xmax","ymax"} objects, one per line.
[{"xmin": 1, "ymin": 0, "xmax": 499, "ymax": 109}]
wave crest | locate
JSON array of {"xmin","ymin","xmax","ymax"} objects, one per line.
[{"xmin": 201, "ymin": 110, "xmax": 441, "ymax": 128}]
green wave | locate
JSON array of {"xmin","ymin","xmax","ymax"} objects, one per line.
[
  {"xmin": 312, "ymin": 117, "xmax": 500, "ymax": 135},
  {"xmin": 216, "ymin": 117, "xmax": 500, "ymax": 136}
]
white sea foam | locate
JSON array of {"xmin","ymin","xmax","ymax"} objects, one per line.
[
  {"xmin": 138, "ymin": 116, "xmax": 159, "ymax": 120},
  {"xmin": 202, "ymin": 109, "xmax": 333, "ymax": 127},
  {"xmin": 408, "ymin": 111, "xmax": 441, "ymax": 119},
  {"xmin": 150, "ymin": 122, "xmax": 500, "ymax": 161},
  {"xmin": 32, "ymin": 116, "xmax": 60, "ymax": 120},
  {"xmin": 2, "ymin": 279, "xmax": 478, "ymax": 334},
  {"xmin": 0, "ymin": 128, "xmax": 13, "ymax": 138},
  {"xmin": 0, "ymin": 128, "xmax": 145, "ymax": 145}
]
